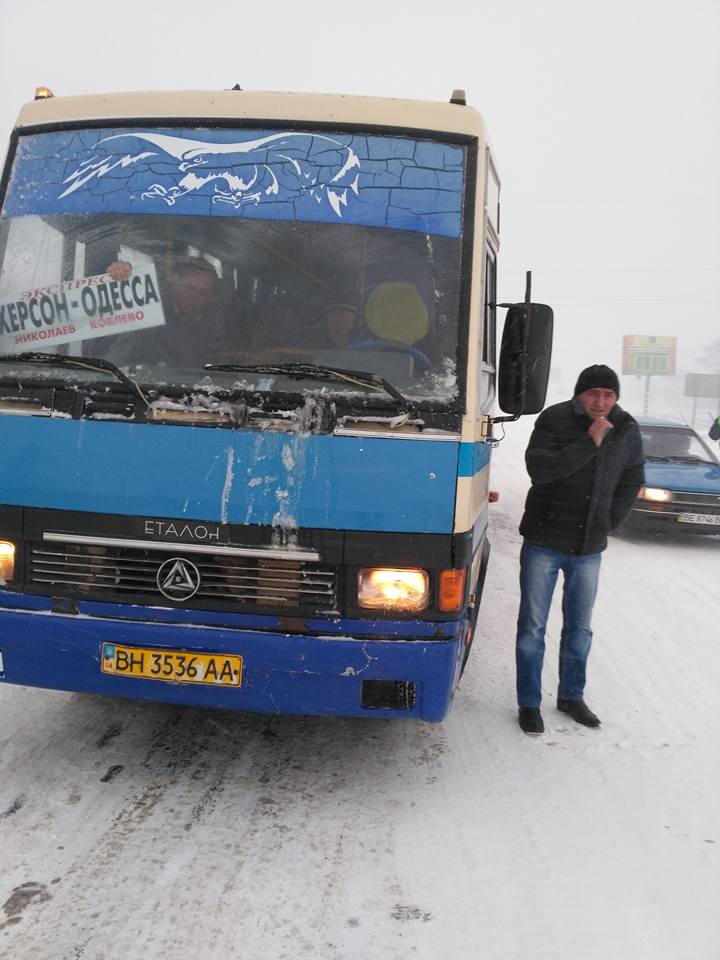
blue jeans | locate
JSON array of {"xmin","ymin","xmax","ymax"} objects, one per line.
[{"xmin": 515, "ymin": 542, "xmax": 601, "ymax": 708}]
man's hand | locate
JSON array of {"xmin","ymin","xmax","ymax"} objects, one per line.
[
  {"xmin": 106, "ymin": 260, "xmax": 133, "ymax": 281},
  {"xmin": 589, "ymin": 416, "xmax": 614, "ymax": 447}
]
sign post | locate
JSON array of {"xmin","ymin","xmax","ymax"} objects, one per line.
[
  {"xmin": 684, "ymin": 373, "xmax": 720, "ymax": 426},
  {"xmin": 622, "ymin": 335, "xmax": 677, "ymax": 415}
]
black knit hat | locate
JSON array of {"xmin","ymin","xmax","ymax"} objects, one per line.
[{"xmin": 574, "ymin": 364, "xmax": 620, "ymax": 399}]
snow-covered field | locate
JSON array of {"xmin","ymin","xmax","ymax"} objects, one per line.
[{"xmin": 1, "ymin": 417, "xmax": 718, "ymax": 960}]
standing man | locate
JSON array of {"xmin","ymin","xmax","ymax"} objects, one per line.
[{"xmin": 515, "ymin": 365, "xmax": 644, "ymax": 735}]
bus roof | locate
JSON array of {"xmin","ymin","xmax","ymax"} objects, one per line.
[{"xmin": 15, "ymin": 88, "xmax": 487, "ymax": 140}]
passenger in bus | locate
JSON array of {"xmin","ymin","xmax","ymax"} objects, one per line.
[
  {"xmin": 311, "ymin": 287, "xmax": 435, "ymax": 375},
  {"xmin": 103, "ymin": 257, "xmax": 228, "ymax": 368},
  {"xmin": 317, "ymin": 303, "xmax": 363, "ymax": 350}
]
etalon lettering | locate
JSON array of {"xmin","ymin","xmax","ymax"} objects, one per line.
[{"xmin": 145, "ymin": 520, "xmax": 221, "ymax": 542}]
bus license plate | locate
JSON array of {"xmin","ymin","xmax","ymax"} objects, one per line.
[{"xmin": 101, "ymin": 644, "xmax": 243, "ymax": 687}]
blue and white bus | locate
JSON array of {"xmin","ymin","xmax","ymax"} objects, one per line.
[{"xmin": 0, "ymin": 86, "xmax": 552, "ymax": 721}]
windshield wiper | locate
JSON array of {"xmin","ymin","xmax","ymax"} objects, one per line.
[
  {"xmin": 204, "ymin": 362, "xmax": 420, "ymax": 419},
  {"xmin": 0, "ymin": 351, "xmax": 150, "ymax": 408},
  {"xmin": 665, "ymin": 454, "xmax": 717, "ymax": 465},
  {"xmin": 646, "ymin": 454, "xmax": 716, "ymax": 465}
]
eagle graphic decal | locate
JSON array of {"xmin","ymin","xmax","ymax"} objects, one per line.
[{"xmin": 58, "ymin": 130, "xmax": 362, "ymax": 218}]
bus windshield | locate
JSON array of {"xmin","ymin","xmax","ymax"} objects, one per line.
[{"xmin": 0, "ymin": 125, "xmax": 468, "ymax": 405}]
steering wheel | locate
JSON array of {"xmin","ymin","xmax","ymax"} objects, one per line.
[{"xmin": 348, "ymin": 338, "xmax": 432, "ymax": 372}]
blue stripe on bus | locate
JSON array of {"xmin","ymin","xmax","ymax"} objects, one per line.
[
  {"xmin": 0, "ymin": 418, "xmax": 459, "ymax": 534},
  {"xmin": 457, "ymin": 441, "xmax": 492, "ymax": 477}
]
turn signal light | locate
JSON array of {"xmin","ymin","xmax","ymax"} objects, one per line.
[
  {"xmin": 357, "ymin": 568, "xmax": 429, "ymax": 611},
  {"xmin": 439, "ymin": 569, "xmax": 466, "ymax": 611},
  {"xmin": 0, "ymin": 541, "xmax": 15, "ymax": 582}
]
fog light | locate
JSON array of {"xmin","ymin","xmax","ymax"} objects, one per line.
[
  {"xmin": 640, "ymin": 487, "xmax": 672, "ymax": 503},
  {"xmin": 0, "ymin": 541, "xmax": 15, "ymax": 583},
  {"xmin": 357, "ymin": 568, "xmax": 429, "ymax": 611}
]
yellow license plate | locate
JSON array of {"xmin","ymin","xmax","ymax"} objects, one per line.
[{"xmin": 101, "ymin": 644, "xmax": 243, "ymax": 687}]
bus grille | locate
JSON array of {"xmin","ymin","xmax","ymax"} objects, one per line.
[{"xmin": 29, "ymin": 542, "xmax": 337, "ymax": 612}]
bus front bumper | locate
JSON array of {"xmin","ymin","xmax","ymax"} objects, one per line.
[{"xmin": 0, "ymin": 604, "xmax": 465, "ymax": 722}]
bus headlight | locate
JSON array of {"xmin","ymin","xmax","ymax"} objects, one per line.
[
  {"xmin": 640, "ymin": 487, "xmax": 672, "ymax": 503},
  {"xmin": 0, "ymin": 541, "xmax": 15, "ymax": 582},
  {"xmin": 357, "ymin": 568, "xmax": 429, "ymax": 612}
]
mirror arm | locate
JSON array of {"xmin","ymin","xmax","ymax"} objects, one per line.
[{"xmin": 517, "ymin": 269, "xmax": 532, "ymax": 413}]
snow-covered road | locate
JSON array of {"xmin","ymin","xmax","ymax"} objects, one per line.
[{"xmin": 1, "ymin": 420, "xmax": 718, "ymax": 960}]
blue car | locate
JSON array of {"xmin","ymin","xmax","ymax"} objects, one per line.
[{"xmin": 623, "ymin": 417, "xmax": 720, "ymax": 534}]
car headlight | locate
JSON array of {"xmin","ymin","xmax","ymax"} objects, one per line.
[
  {"xmin": 0, "ymin": 541, "xmax": 15, "ymax": 582},
  {"xmin": 357, "ymin": 568, "xmax": 429, "ymax": 611},
  {"xmin": 639, "ymin": 487, "xmax": 672, "ymax": 503}
]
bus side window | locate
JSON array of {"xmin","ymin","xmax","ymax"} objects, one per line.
[
  {"xmin": 483, "ymin": 249, "xmax": 497, "ymax": 367},
  {"xmin": 478, "ymin": 247, "xmax": 497, "ymax": 407}
]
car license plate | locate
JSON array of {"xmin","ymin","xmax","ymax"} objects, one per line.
[
  {"xmin": 101, "ymin": 644, "xmax": 243, "ymax": 686},
  {"xmin": 677, "ymin": 513, "xmax": 720, "ymax": 525}
]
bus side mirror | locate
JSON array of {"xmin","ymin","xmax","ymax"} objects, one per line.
[{"xmin": 498, "ymin": 303, "xmax": 553, "ymax": 415}]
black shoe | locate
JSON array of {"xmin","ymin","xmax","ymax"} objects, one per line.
[
  {"xmin": 518, "ymin": 707, "xmax": 544, "ymax": 734},
  {"xmin": 557, "ymin": 699, "xmax": 600, "ymax": 727}
]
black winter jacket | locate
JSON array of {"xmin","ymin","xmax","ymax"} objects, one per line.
[{"xmin": 519, "ymin": 398, "xmax": 645, "ymax": 555}]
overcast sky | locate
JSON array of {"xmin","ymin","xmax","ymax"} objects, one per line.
[{"xmin": 1, "ymin": 0, "xmax": 718, "ymax": 385}]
